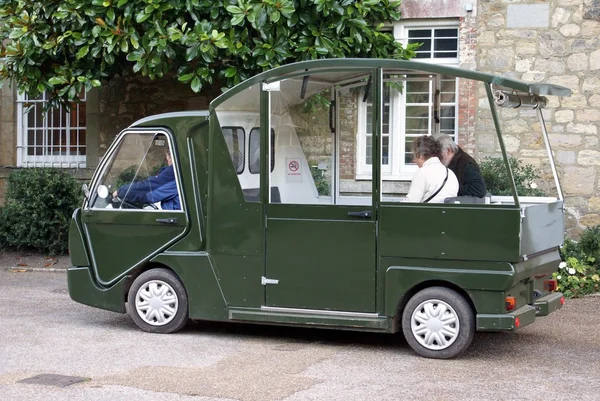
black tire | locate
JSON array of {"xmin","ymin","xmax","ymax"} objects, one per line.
[
  {"xmin": 127, "ymin": 268, "xmax": 188, "ymax": 334},
  {"xmin": 401, "ymin": 287, "xmax": 474, "ymax": 359}
]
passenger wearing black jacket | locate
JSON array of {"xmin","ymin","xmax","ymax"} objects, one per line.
[{"xmin": 435, "ymin": 134, "xmax": 487, "ymax": 198}]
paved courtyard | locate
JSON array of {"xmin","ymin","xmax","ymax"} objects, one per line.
[{"xmin": 1, "ymin": 269, "xmax": 599, "ymax": 401}]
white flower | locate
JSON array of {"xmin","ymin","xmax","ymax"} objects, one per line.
[
  {"xmin": 530, "ymin": 182, "xmax": 538, "ymax": 189},
  {"xmin": 568, "ymin": 268, "xmax": 576, "ymax": 275},
  {"xmin": 559, "ymin": 262, "xmax": 567, "ymax": 269},
  {"xmin": 557, "ymin": 275, "xmax": 562, "ymax": 280}
]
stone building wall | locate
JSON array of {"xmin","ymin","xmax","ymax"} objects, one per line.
[
  {"xmin": 475, "ymin": 0, "xmax": 600, "ymax": 237},
  {"xmin": 0, "ymin": 74, "xmax": 218, "ymax": 205},
  {"xmin": 0, "ymin": 83, "xmax": 16, "ymax": 201},
  {"xmin": 1, "ymin": 0, "xmax": 598, "ymax": 237},
  {"xmin": 96, "ymin": 74, "xmax": 219, "ymax": 157},
  {"xmin": 457, "ymin": 13, "xmax": 480, "ymax": 157},
  {"xmin": 291, "ymin": 98, "xmax": 335, "ymax": 194}
]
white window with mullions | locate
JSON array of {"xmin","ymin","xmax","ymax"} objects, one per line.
[
  {"xmin": 358, "ymin": 76, "xmax": 436, "ymax": 180},
  {"xmin": 402, "ymin": 77, "xmax": 434, "ymax": 170},
  {"xmin": 16, "ymin": 91, "xmax": 86, "ymax": 168},
  {"xmin": 357, "ymin": 84, "xmax": 392, "ymax": 177},
  {"xmin": 355, "ymin": 20, "xmax": 459, "ymax": 180},
  {"xmin": 395, "ymin": 21, "xmax": 459, "ymax": 63},
  {"xmin": 357, "ymin": 75, "xmax": 459, "ymax": 179}
]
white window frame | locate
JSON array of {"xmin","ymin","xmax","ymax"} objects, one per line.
[
  {"xmin": 16, "ymin": 91, "xmax": 87, "ymax": 168},
  {"xmin": 394, "ymin": 19, "xmax": 460, "ymax": 65},
  {"xmin": 357, "ymin": 77, "xmax": 432, "ymax": 180},
  {"xmin": 398, "ymin": 77, "xmax": 435, "ymax": 179},
  {"xmin": 356, "ymin": 20, "xmax": 460, "ymax": 181}
]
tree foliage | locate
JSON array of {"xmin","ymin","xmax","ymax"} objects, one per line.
[{"xmin": 0, "ymin": 0, "xmax": 415, "ymax": 108}]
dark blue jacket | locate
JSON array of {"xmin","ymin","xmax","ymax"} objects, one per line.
[
  {"xmin": 117, "ymin": 165, "xmax": 179, "ymax": 208},
  {"xmin": 145, "ymin": 181, "xmax": 180, "ymax": 210}
]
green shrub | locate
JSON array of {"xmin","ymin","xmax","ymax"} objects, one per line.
[
  {"xmin": 575, "ymin": 225, "xmax": 600, "ymax": 264},
  {"xmin": 553, "ymin": 256, "xmax": 600, "ymax": 298},
  {"xmin": 479, "ymin": 156, "xmax": 546, "ymax": 196},
  {"xmin": 555, "ymin": 228, "xmax": 600, "ymax": 298},
  {"xmin": 0, "ymin": 168, "xmax": 80, "ymax": 255},
  {"xmin": 310, "ymin": 165, "xmax": 331, "ymax": 197}
]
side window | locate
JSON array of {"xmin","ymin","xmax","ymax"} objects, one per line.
[
  {"xmin": 214, "ymin": 85, "xmax": 260, "ymax": 202},
  {"xmin": 88, "ymin": 132, "xmax": 182, "ymax": 211},
  {"xmin": 249, "ymin": 128, "xmax": 275, "ymax": 174},
  {"xmin": 267, "ymin": 70, "xmax": 374, "ymax": 206},
  {"xmin": 222, "ymin": 127, "xmax": 245, "ymax": 174}
]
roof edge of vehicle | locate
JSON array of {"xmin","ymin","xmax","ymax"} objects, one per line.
[
  {"xmin": 209, "ymin": 58, "xmax": 572, "ymax": 111},
  {"xmin": 130, "ymin": 110, "xmax": 210, "ymax": 127},
  {"xmin": 126, "ymin": 59, "xmax": 572, "ymax": 129}
]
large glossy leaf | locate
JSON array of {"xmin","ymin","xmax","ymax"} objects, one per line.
[{"xmin": 0, "ymin": 0, "xmax": 411, "ymax": 104}]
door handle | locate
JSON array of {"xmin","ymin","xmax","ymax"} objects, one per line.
[
  {"xmin": 156, "ymin": 218, "xmax": 178, "ymax": 224},
  {"xmin": 347, "ymin": 211, "xmax": 372, "ymax": 218}
]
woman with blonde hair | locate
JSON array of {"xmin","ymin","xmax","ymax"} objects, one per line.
[{"xmin": 406, "ymin": 135, "xmax": 459, "ymax": 203}]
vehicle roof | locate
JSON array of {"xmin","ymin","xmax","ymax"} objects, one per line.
[
  {"xmin": 129, "ymin": 111, "xmax": 210, "ymax": 127},
  {"xmin": 210, "ymin": 58, "xmax": 572, "ymax": 111}
]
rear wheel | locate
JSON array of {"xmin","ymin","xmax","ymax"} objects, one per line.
[
  {"xmin": 402, "ymin": 287, "xmax": 474, "ymax": 359},
  {"xmin": 127, "ymin": 268, "xmax": 188, "ymax": 333}
]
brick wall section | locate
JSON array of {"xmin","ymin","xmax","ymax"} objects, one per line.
[
  {"xmin": 338, "ymin": 91, "xmax": 359, "ymax": 180},
  {"xmin": 458, "ymin": 16, "xmax": 479, "ymax": 157},
  {"xmin": 290, "ymin": 88, "xmax": 374, "ymax": 196},
  {"xmin": 457, "ymin": 77, "xmax": 478, "ymax": 155}
]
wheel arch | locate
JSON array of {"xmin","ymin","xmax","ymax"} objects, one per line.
[
  {"xmin": 391, "ymin": 280, "xmax": 477, "ymax": 332},
  {"xmin": 122, "ymin": 261, "xmax": 186, "ymax": 304}
]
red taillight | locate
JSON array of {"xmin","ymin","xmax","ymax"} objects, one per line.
[
  {"xmin": 560, "ymin": 296, "xmax": 565, "ymax": 305},
  {"xmin": 506, "ymin": 296, "xmax": 516, "ymax": 311},
  {"xmin": 544, "ymin": 279, "xmax": 558, "ymax": 292},
  {"xmin": 515, "ymin": 317, "xmax": 521, "ymax": 328}
]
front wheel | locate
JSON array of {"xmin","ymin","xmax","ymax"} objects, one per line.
[
  {"xmin": 127, "ymin": 268, "xmax": 188, "ymax": 333},
  {"xmin": 402, "ymin": 287, "xmax": 474, "ymax": 359}
]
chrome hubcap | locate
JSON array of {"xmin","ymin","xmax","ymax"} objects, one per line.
[
  {"xmin": 135, "ymin": 280, "xmax": 178, "ymax": 326},
  {"xmin": 410, "ymin": 299, "xmax": 459, "ymax": 350}
]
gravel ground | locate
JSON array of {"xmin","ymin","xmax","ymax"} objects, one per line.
[
  {"xmin": 1, "ymin": 269, "xmax": 599, "ymax": 401},
  {"xmin": 0, "ymin": 250, "xmax": 71, "ymax": 271}
]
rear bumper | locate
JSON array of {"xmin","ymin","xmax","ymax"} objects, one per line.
[
  {"xmin": 534, "ymin": 292, "xmax": 565, "ymax": 316},
  {"xmin": 476, "ymin": 304, "xmax": 536, "ymax": 331},
  {"xmin": 67, "ymin": 266, "xmax": 129, "ymax": 314},
  {"xmin": 476, "ymin": 291, "xmax": 564, "ymax": 331}
]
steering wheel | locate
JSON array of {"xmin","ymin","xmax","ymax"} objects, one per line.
[
  {"xmin": 111, "ymin": 196, "xmax": 159, "ymax": 210},
  {"xmin": 110, "ymin": 195, "xmax": 142, "ymax": 209}
]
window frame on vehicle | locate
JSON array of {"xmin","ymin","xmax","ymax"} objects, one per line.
[
  {"xmin": 86, "ymin": 129, "xmax": 184, "ymax": 212},
  {"xmin": 222, "ymin": 126, "xmax": 246, "ymax": 175},
  {"xmin": 249, "ymin": 127, "xmax": 275, "ymax": 174}
]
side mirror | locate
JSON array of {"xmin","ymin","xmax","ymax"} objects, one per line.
[
  {"xmin": 82, "ymin": 184, "xmax": 90, "ymax": 198},
  {"xmin": 97, "ymin": 185, "xmax": 109, "ymax": 199}
]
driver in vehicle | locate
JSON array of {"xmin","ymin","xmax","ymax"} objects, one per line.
[{"xmin": 112, "ymin": 150, "xmax": 180, "ymax": 210}]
